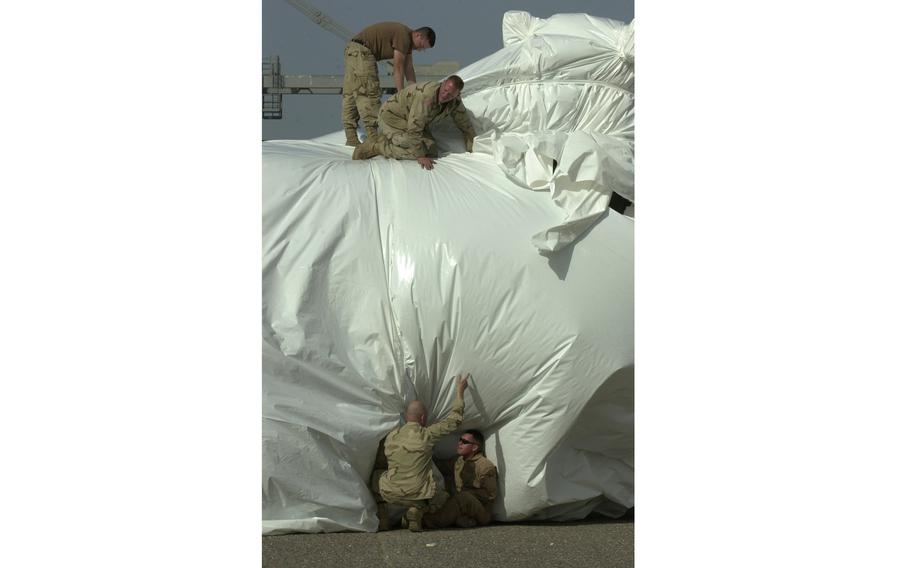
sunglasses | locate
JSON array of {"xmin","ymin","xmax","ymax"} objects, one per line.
[{"xmin": 458, "ymin": 438, "xmax": 477, "ymax": 445}]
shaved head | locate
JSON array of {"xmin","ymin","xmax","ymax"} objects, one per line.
[{"xmin": 406, "ymin": 400, "xmax": 427, "ymax": 424}]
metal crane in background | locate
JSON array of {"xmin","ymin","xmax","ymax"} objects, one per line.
[
  {"xmin": 286, "ymin": 0, "xmax": 354, "ymax": 41},
  {"xmin": 284, "ymin": 0, "xmax": 393, "ymax": 74},
  {"xmin": 264, "ymin": 0, "xmax": 460, "ymax": 119}
]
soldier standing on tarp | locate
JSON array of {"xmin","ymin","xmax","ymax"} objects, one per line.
[
  {"xmin": 353, "ymin": 75, "xmax": 476, "ymax": 170},
  {"xmin": 342, "ymin": 22, "xmax": 435, "ymax": 146}
]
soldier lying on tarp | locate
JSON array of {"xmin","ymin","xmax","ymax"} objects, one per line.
[{"xmin": 353, "ymin": 75, "xmax": 476, "ymax": 171}]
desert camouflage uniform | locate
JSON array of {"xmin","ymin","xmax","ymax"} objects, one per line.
[
  {"xmin": 376, "ymin": 398, "xmax": 464, "ymax": 514},
  {"xmin": 342, "ymin": 22, "xmax": 414, "ymax": 145},
  {"xmin": 423, "ymin": 453, "xmax": 498, "ymax": 529},
  {"xmin": 370, "ymin": 81, "xmax": 476, "ymax": 159}
]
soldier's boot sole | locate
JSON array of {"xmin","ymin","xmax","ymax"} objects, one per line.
[{"xmin": 405, "ymin": 507, "xmax": 424, "ymax": 532}]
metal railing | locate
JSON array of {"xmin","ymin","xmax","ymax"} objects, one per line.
[{"xmin": 262, "ymin": 56, "xmax": 283, "ymax": 119}]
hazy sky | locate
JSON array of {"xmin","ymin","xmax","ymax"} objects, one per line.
[{"xmin": 262, "ymin": 0, "xmax": 634, "ymax": 140}]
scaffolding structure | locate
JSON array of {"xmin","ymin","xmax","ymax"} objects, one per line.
[
  {"xmin": 262, "ymin": 56, "xmax": 284, "ymax": 120},
  {"xmin": 263, "ymin": 1, "xmax": 460, "ymax": 119},
  {"xmin": 261, "ymin": 56, "xmax": 461, "ymax": 118}
]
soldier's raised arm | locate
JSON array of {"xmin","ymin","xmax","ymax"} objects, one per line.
[{"xmin": 426, "ymin": 373, "xmax": 471, "ymax": 441}]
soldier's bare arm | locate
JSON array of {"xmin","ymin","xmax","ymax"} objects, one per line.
[
  {"xmin": 456, "ymin": 374, "xmax": 469, "ymax": 399},
  {"xmin": 392, "ymin": 49, "xmax": 407, "ymax": 92},
  {"xmin": 404, "ymin": 52, "xmax": 417, "ymax": 85},
  {"xmin": 426, "ymin": 373, "xmax": 471, "ymax": 441}
]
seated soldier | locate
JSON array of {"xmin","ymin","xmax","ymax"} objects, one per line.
[{"xmin": 422, "ymin": 428, "xmax": 498, "ymax": 529}]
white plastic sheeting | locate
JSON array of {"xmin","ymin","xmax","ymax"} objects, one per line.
[
  {"xmin": 450, "ymin": 11, "xmax": 634, "ymax": 252},
  {"xmin": 263, "ymin": 11, "xmax": 634, "ymax": 534}
]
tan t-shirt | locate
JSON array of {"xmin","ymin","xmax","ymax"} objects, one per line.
[{"xmin": 353, "ymin": 21, "xmax": 413, "ymax": 61}]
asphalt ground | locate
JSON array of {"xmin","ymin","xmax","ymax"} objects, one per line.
[{"xmin": 262, "ymin": 515, "xmax": 633, "ymax": 568}]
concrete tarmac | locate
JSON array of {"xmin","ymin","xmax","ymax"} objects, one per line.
[{"xmin": 263, "ymin": 516, "xmax": 633, "ymax": 568}]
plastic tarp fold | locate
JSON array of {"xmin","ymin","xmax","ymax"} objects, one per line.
[
  {"xmin": 435, "ymin": 11, "xmax": 634, "ymax": 252},
  {"xmin": 262, "ymin": 11, "xmax": 634, "ymax": 534}
]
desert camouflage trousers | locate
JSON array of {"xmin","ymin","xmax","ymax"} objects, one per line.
[
  {"xmin": 342, "ymin": 42, "xmax": 380, "ymax": 142},
  {"xmin": 422, "ymin": 492, "xmax": 492, "ymax": 529},
  {"xmin": 372, "ymin": 113, "xmax": 440, "ymax": 160},
  {"xmin": 370, "ymin": 468, "xmax": 443, "ymax": 512},
  {"xmin": 370, "ymin": 468, "xmax": 490, "ymax": 530}
]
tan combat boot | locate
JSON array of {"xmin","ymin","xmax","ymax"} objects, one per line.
[
  {"xmin": 352, "ymin": 138, "xmax": 381, "ymax": 160},
  {"xmin": 405, "ymin": 506, "xmax": 424, "ymax": 532},
  {"xmin": 344, "ymin": 129, "xmax": 360, "ymax": 147}
]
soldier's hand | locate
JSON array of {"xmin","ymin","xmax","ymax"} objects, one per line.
[
  {"xmin": 456, "ymin": 373, "xmax": 471, "ymax": 393},
  {"xmin": 417, "ymin": 156, "xmax": 435, "ymax": 170}
]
